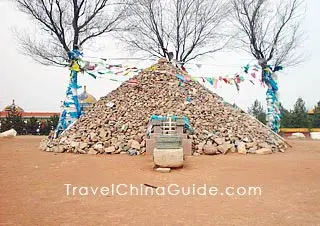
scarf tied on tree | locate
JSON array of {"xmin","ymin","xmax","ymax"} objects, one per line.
[
  {"xmin": 261, "ymin": 64, "xmax": 283, "ymax": 133},
  {"xmin": 56, "ymin": 48, "xmax": 84, "ymax": 136}
]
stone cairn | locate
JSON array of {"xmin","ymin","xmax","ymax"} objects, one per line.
[{"xmin": 40, "ymin": 59, "xmax": 287, "ymax": 155}]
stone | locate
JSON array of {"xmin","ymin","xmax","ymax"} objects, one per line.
[
  {"xmin": 104, "ymin": 141, "xmax": 111, "ymax": 148},
  {"xmin": 153, "ymin": 148, "xmax": 183, "ymax": 168},
  {"xmin": 131, "ymin": 140, "xmax": 141, "ymax": 150},
  {"xmin": 42, "ymin": 60, "xmax": 287, "ymax": 155},
  {"xmin": 218, "ymin": 142, "xmax": 233, "ymax": 154},
  {"xmin": 133, "ymin": 134, "xmax": 142, "ymax": 143},
  {"xmin": 246, "ymin": 142, "xmax": 255, "ymax": 149},
  {"xmin": 78, "ymin": 149, "xmax": 87, "ymax": 154},
  {"xmin": 258, "ymin": 142, "xmax": 271, "ymax": 149},
  {"xmin": 99, "ymin": 129, "xmax": 107, "ymax": 138},
  {"xmin": 53, "ymin": 146, "xmax": 65, "ymax": 153},
  {"xmin": 214, "ymin": 137, "xmax": 225, "ymax": 145},
  {"xmin": 88, "ymin": 149, "xmax": 98, "ymax": 155},
  {"xmin": 197, "ymin": 141, "xmax": 206, "ymax": 151},
  {"xmin": 291, "ymin": 133, "xmax": 306, "ymax": 139},
  {"xmin": 256, "ymin": 148, "xmax": 272, "ymax": 155},
  {"xmin": 237, "ymin": 142, "xmax": 247, "ymax": 154},
  {"xmin": 140, "ymin": 147, "xmax": 146, "ymax": 153},
  {"xmin": 105, "ymin": 146, "xmax": 116, "ymax": 154},
  {"xmin": 70, "ymin": 141, "xmax": 79, "ymax": 148},
  {"xmin": 203, "ymin": 145, "xmax": 217, "ymax": 155},
  {"xmin": 248, "ymin": 148, "xmax": 257, "ymax": 154},
  {"xmin": 140, "ymin": 140, "xmax": 146, "ymax": 147},
  {"xmin": 115, "ymin": 141, "xmax": 122, "ymax": 149},
  {"xmin": 155, "ymin": 168, "xmax": 171, "ymax": 173},
  {"xmin": 310, "ymin": 132, "xmax": 320, "ymax": 140},
  {"xmin": 90, "ymin": 133, "xmax": 98, "ymax": 142},
  {"xmin": 117, "ymin": 134, "xmax": 126, "ymax": 142},
  {"xmin": 121, "ymin": 124, "xmax": 128, "ymax": 132},
  {"xmin": 243, "ymin": 137, "xmax": 249, "ymax": 142},
  {"xmin": 128, "ymin": 148, "xmax": 137, "ymax": 156},
  {"xmin": 230, "ymin": 146, "xmax": 236, "ymax": 153},
  {"xmin": 93, "ymin": 143, "xmax": 104, "ymax": 152},
  {"xmin": 59, "ymin": 136, "xmax": 67, "ymax": 144},
  {"xmin": 79, "ymin": 142, "xmax": 88, "ymax": 150},
  {"xmin": 39, "ymin": 142, "xmax": 47, "ymax": 151},
  {"xmin": 206, "ymin": 140, "xmax": 213, "ymax": 146},
  {"xmin": 111, "ymin": 138, "xmax": 118, "ymax": 145}
]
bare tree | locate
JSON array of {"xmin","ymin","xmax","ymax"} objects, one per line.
[
  {"xmin": 232, "ymin": 0, "xmax": 305, "ymax": 133},
  {"xmin": 232, "ymin": 0, "xmax": 305, "ymax": 67},
  {"xmin": 120, "ymin": 0, "xmax": 231, "ymax": 64},
  {"xmin": 15, "ymin": 0, "xmax": 127, "ymax": 66}
]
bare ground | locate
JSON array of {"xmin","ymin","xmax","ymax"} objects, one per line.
[{"xmin": 0, "ymin": 136, "xmax": 320, "ymax": 226}]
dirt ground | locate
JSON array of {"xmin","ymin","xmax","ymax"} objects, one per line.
[{"xmin": 0, "ymin": 136, "xmax": 319, "ymax": 226}]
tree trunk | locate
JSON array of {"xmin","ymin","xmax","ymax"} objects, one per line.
[
  {"xmin": 55, "ymin": 49, "xmax": 83, "ymax": 137},
  {"xmin": 259, "ymin": 60, "xmax": 281, "ymax": 133},
  {"xmin": 56, "ymin": 70, "xmax": 82, "ymax": 136}
]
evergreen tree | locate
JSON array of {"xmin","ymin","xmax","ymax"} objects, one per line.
[
  {"xmin": 312, "ymin": 101, "xmax": 320, "ymax": 128},
  {"xmin": 248, "ymin": 100, "xmax": 266, "ymax": 124},
  {"xmin": 279, "ymin": 103, "xmax": 293, "ymax": 128},
  {"xmin": 0, "ymin": 118, "xmax": 4, "ymax": 133},
  {"xmin": 1, "ymin": 109, "xmax": 25, "ymax": 134},
  {"xmin": 291, "ymin": 97, "xmax": 310, "ymax": 128},
  {"xmin": 26, "ymin": 117, "xmax": 38, "ymax": 135},
  {"xmin": 41, "ymin": 116, "xmax": 59, "ymax": 135}
]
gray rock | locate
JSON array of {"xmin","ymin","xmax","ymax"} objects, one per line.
[
  {"xmin": 155, "ymin": 167, "xmax": 171, "ymax": 173},
  {"xmin": 246, "ymin": 142, "xmax": 255, "ymax": 149},
  {"xmin": 248, "ymin": 148, "xmax": 257, "ymax": 154},
  {"xmin": 111, "ymin": 138, "xmax": 118, "ymax": 145},
  {"xmin": 93, "ymin": 143, "xmax": 104, "ymax": 152},
  {"xmin": 131, "ymin": 140, "xmax": 140, "ymax": 150},
  {"xmin": 133, "ymin": 134, "xmax": 142, "ymax": 143},
  {"xmin": 214, "ymin": 137, "xmax": 225, "ymax": 145},
  {"xmin": 128, "ymin": 148, "xmax": 137, "ymax": 156},
  {"xmin": 237, "ymin": 142, "xmax": 247, "ymax": 154},
  {"xmin": 258, "ymin": 142, "xmax": 271, "ymax": 149},
  {"xmin": 218, "ymin": 142, "xmax": 233, "ymax": 154},
  {"xmin": 53, "ymin": 146, "xmax": 65, "ymax": 153},
  {"xmin": 90, "ymin": 133, "xmax": 98, "ymax": 142},
  {"xmin": 70, "ymin": 141, "xmax": 79, "ymax": 148},
  {"xmin": 256, "ymin": 148, "xmax": 272, "ymax": 155},
  {"xmin": 203, "ymin": 145, "xmax": 217, "ymax": 155},
  {"xmin": 39, "ymin": 142, "xmax": 47, "ymax": 151},
  {"xmin": 45, "ymin": 147, "xmax": 53, "ymax": 152},
  {"xmin": 99, "ymin": 129, "xmax": 107, "ymax": 138},
  {"xmin": 78, "ymin": 149, "xmax": 87, "ymax": 154},
  {"xmin": 88, "ymin": 149, "xmax": 98, "ymax": 155},
  {"xmin": 79, "ymin": 142, "xmax": 88, "ymax": 150},
  {"xmin": 105, "ymin": 146, "xmax": 116, "ymax": 154}
]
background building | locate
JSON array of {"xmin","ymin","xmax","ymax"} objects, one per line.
[{"xmin": 0, "ymin": 86, "xmax": 97, "ymax": 135}]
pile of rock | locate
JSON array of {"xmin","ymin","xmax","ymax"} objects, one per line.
[{"xmin": 41, "ymin": 59, "xmax": 287, "ymax": 155}]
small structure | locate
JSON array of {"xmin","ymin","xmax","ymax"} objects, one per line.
[
  {"xmin": 78, "ymin": 85, "xmax": 97, "ymax": 112},
  {"xmin": 152, "ymin": 116, "xmax": 184, "ymax": 168},
  {"xmin": 0, "ymin": 100, "xmax": 59, "ymax": 119},
  {"xmin": 146, "ymin": 115, "xmax": 193, "ymax": 156}
]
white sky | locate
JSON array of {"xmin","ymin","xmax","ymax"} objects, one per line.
[{"xmin": 0, "ymin": 0, "xmax": 319, "ymax": 112}]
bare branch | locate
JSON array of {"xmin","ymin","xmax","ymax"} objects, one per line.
[
  {"xmin": 119, "ymin": 0, "xmax": 231, "ymax": 64},
  {"xmin": 15, "ymin": 0, "xmax": 126, "ymax": 66},
  {"xmin": 232, "ymin": 0, "xmax": 305, "ymax": 66}
]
